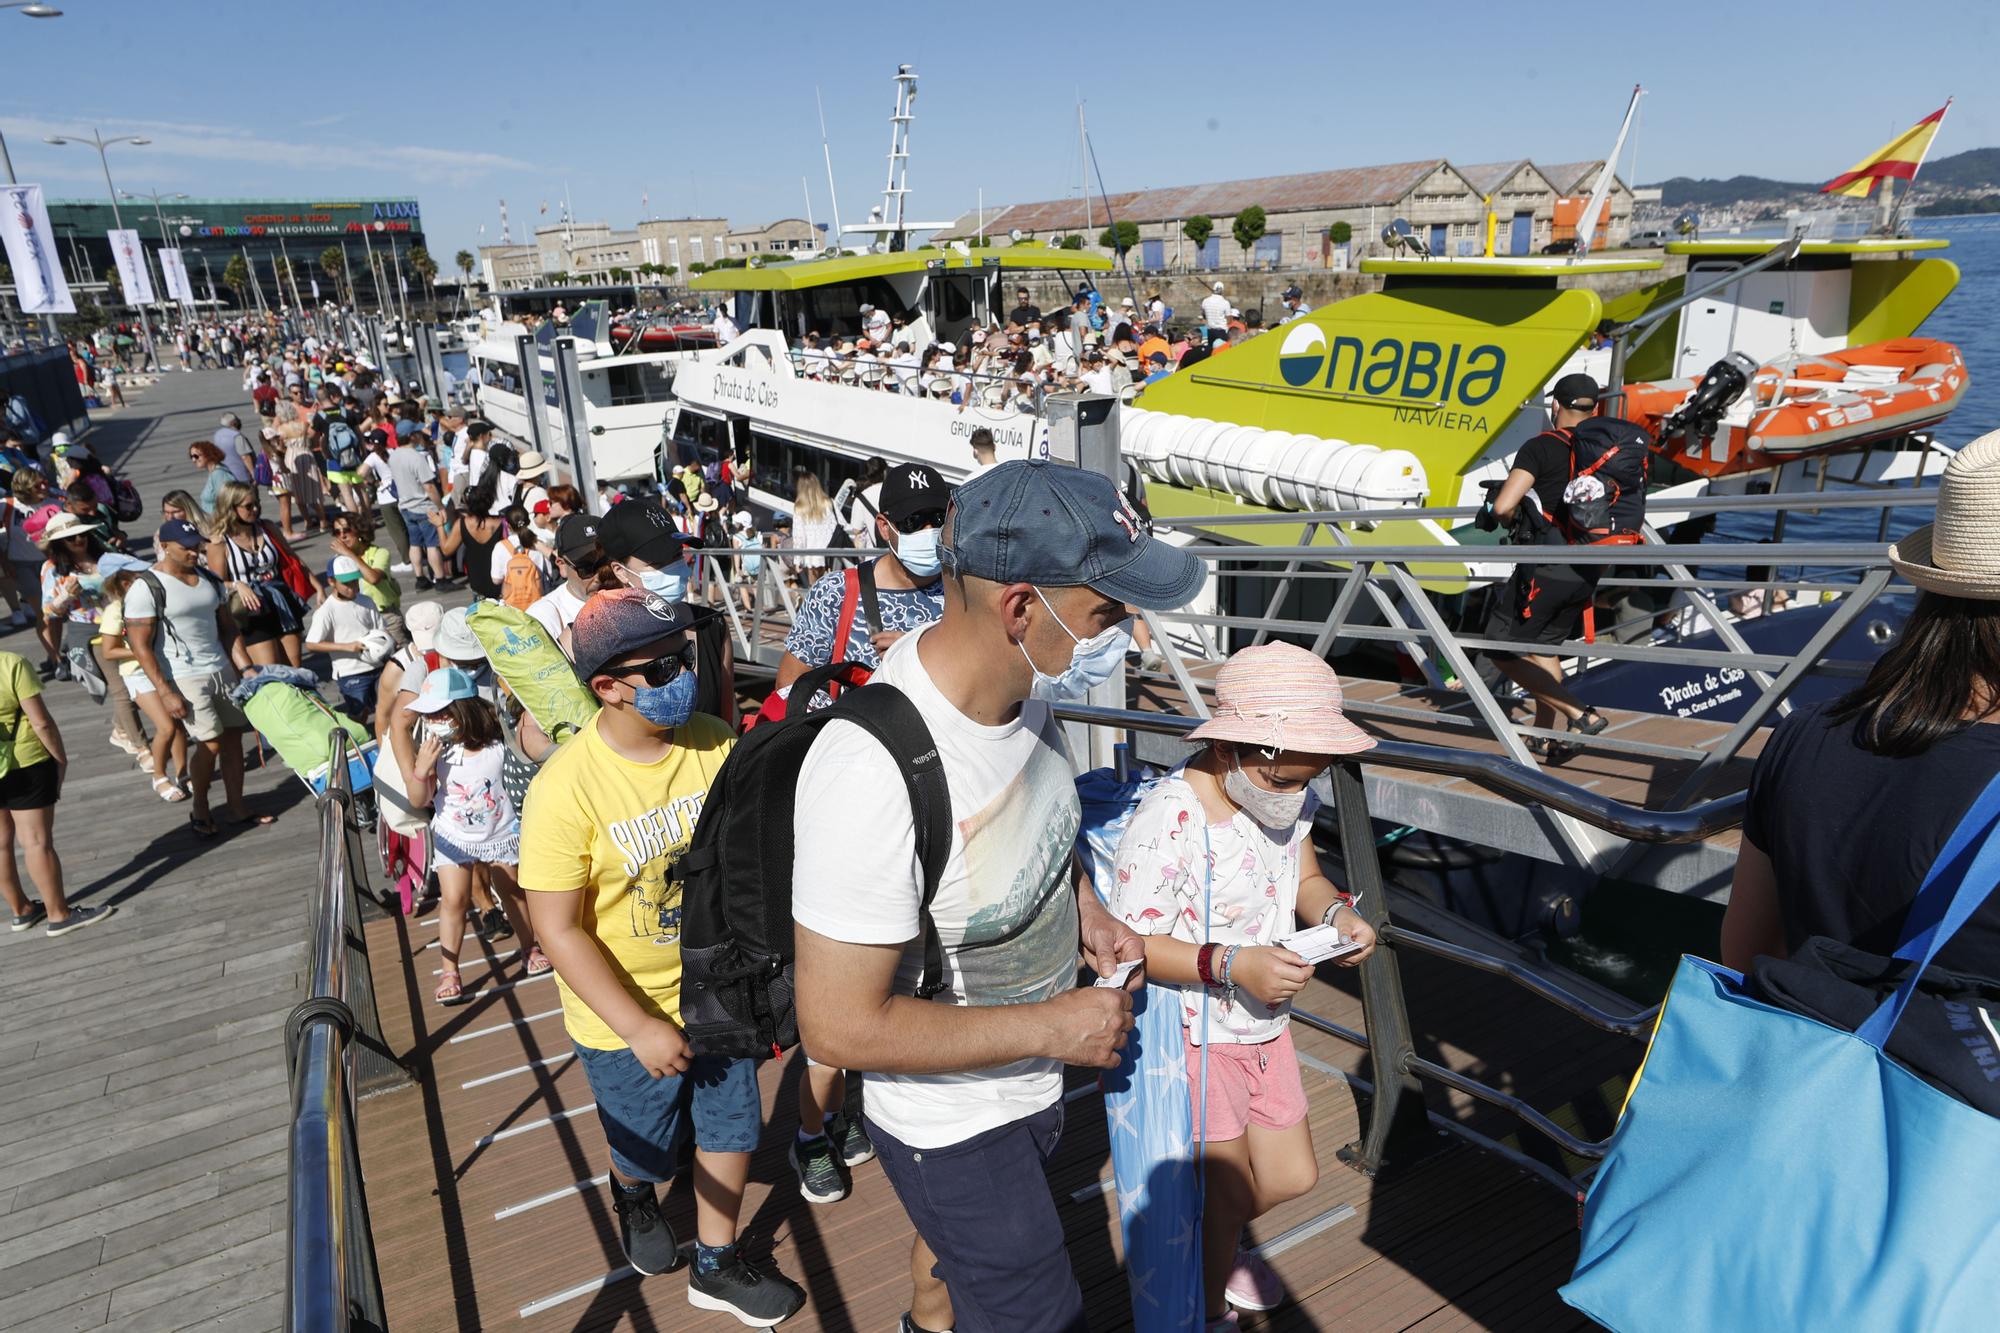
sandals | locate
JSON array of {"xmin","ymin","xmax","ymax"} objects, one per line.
[
  {"xmin": 524, "ymin": 946, "xmax": 553, "ymax": 977},
  {"xmin": 1547, "ymin": 708, "xmax": 1610, "ymax": 764},
  {"xmin": 219, "ymin": 811, "xmax": 277, "ymax": 829},
  {"xmin": 188, "ymin": 813, "xmax": 219, "ymax": 837},
  {"xmin": 152, "ymin": 775, "xmax": 188, "ymax": 803},
  {"xmin": 436, "ymin": 969, "xmax": 469, "ymax": 1006}
]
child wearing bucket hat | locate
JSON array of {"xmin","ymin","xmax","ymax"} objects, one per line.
[{"xmin": 1106, "ymin": 641, "xmax": 1377, "ymax": 1326}]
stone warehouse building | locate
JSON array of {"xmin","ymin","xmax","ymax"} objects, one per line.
[
  {"xmin": 931, "ymin": 158, "xmax": 1631, "ymax": 269},
  {"xmin": 480, "ymin": 215, "xmax": 828, "ymax": 290}
]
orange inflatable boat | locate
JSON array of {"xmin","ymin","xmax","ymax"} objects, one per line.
[{"xmin": 1620, "ymin": 338, "xmax": 1967, "ymax": 478}]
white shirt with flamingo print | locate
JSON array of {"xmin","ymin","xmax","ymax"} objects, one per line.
[{"xmin": 1107, "ymin": 764, "xmax": 1319, "ymax": 1046}]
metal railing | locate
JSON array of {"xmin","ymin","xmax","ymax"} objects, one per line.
[
  {"xmin": 285, "ymin": 732, "xmax": 393, "ymax": 1333},
  {"xmin": 1054, "ymin": 701, "xmax": 1741, "ymax": 1200}
]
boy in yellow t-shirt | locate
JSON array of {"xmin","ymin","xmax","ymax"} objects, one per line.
[{"xmin": 520, "ymin": 589, "xmax": 802, "ymax": 1326}]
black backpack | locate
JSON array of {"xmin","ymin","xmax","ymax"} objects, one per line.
[
  {"xmin": 1559, "ymin": 417, "xmax": 1652, "ymax": 543},
  {"xmin": 677, "ymin": 668, "xmax": 950, "ymax": 1059}
]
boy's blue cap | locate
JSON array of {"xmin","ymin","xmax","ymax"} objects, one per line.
[{"xmin": 941, "ymin": 459, "xmax": 1204, "ymax": 610}]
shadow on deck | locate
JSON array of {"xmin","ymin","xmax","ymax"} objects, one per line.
[{"xmin": 356, "ymin": 901, "xmax": 1622, "ymax": 1331}]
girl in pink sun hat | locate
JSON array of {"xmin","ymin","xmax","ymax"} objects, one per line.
[{"xmin": 1108, "ymin": 641, "xmax": 1376, "ymax": 1328}]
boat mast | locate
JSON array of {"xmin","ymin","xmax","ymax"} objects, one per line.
[
  {"xmin": 815, "ymin": 86, "xmax": 845, "ymax": 252},
  {"xmin": 1576, "ymin": 84, "xmax": 1644, "ymax": 257},
  {"xmin": 1078, "ymin": 100, "xmax": 1092, "ymax": 238},
  {"xmin": 874, "ymin": 65, "xmax": 918, "ymax": 251}
]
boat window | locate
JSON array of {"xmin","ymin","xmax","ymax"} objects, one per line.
[
  {"xmin": 794, "ymin": 278, "xmax": 906, "ymax": 337},
  {"xmin": 601, "ymin": 361, "xmax": 676, "ymax": 407}
]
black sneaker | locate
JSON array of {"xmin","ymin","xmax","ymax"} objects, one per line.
[
  {"xmin": 11, "ymin": 903, "xmax": 46, "ymax": 932},
  {"xmin": 46, "ymin": 905, "xmax": 116, "ymax": 937},
  {"xmin": 827, "ymin": 1110, "xmax": 875, "ymax": 1167},
  {"xmin": 414, "ymin": 576, "xmax": 433, "ymax": 591},
  {"xmin": 609, "ymin": 1180, "xmax": 679, "ymax": 1276},
  {"xmin": 789, "ymin": 1133, "xmax": 848, "ymax": 1205},
  {"xmin": 687, "ymin": 1251, "xmax": 805, "ymax": 1327},
  {"xmin": 482, "ymin": 906, "xmax": 514, "ymax": 940}
]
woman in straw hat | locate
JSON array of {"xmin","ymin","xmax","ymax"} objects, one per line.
[
  {"xmin": 1106, "ymin": 642, "xmax": 1379, "ymax": 1328},
  {"xmin": 1723, "ymin": 430, "xmax": 2000, "ymax": 977}
]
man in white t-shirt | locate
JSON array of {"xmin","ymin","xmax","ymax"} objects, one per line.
[
  {"xmin": 1200, "ymin": 280, "xmax": 1230, "ymax": 336},
  {"xmin": 791, "ymin": 458, "xmax": 1206, "ymax": 1331}
]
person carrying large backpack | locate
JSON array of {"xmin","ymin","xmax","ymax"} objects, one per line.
[
  {"xmin": 1477, "ymin": 372, "xmax": 1650, "ymax": 761},
  {"xmin": 779, "ymin": 459, "xmax": 1204, "ymax": 1332}
]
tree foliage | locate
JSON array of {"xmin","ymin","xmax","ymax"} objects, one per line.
[
  {"xmin": 222, "ymin": 254, "xmax": 251, "ymax": 300},
  {"xmin": 1182, "ymin": 215, "xmax": 1214, "ymax": 247},
  {"xmin": 1057, "ymin": 234, "xmax": 1085, "ymax": 250},
  {"xmin": 1098, "ymin": 220, "xmax": 1140, "ymax": 254},
  {"xmin": 1328, "ymin": 221, "xmax": 1353, "ymax": 245},
  {"xmin": 1232, "ymin": 206, "xmax": 1268, "ymax": 257}
]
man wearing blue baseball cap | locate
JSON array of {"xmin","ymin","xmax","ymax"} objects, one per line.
[{"xmin": 792, "ymin": 458, "xmax": 1206, "ymax": 1332}]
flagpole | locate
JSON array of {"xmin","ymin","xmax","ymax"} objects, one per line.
[{"xmin": 1887, "ymin": 96, "xmax": 1952, "ymax": 235}]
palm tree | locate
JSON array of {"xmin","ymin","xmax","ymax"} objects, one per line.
[
  {"xmin": 407, "ymin": 245, "xmax": 440, "ymax": 312},
  {"xmin": 454, "ymin": 249, "xmax": 474, "ymax": 286},
  {"xmin": 222, "ymin": 254, "xmax": 251, "ymax": 306},
  {"xmin": 318, "ymin": 246, "xmax": 346, "ymax": 304}
]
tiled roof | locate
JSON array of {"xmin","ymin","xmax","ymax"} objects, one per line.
[
  {"xmin": 1458, "ymin": 160, "xmax": 1551, "ymax": 196},
  {"xmin": 934, "ymin": 159, "xmax": 1455, "ymax": 239},
  {"xmin": 1537, "ymin": 161, "xmax": 1629, "ymax": 195}
]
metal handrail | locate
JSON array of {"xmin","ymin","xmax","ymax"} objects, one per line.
[
  {"xmin": 286, "ymin": 731, "xmax": 387, "ymax": 1333},
  {"xmin": 1049, "ymin": 702, "xmax": 1744, "ymax": 844}
]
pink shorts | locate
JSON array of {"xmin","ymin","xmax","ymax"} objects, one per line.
[{"xmin": 1185, "ymin": 1027, "xmax": 1308, "ymax": 1141}]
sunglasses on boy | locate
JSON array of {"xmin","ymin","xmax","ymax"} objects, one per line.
[{"xmin": 603, "ymin": 641, "xmax": 695, "ymax": 687}]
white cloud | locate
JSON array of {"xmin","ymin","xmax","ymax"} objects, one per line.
[{"xmin": 2, "ymin": 113, "xmax": 533, "ymax": 187}]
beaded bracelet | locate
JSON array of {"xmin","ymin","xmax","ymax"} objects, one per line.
[{"xmin": 1218, "ymin": 944, "xmax": 1240, "ymax": 1009}]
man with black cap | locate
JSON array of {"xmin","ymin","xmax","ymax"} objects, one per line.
[
  {"xmin": 777, "ymin": 461, "xmax": 948, "ymax": 699},
  {"xmin": 597, "ymin": 499, "xmax": 735, "ymax": 725},
  {"xmin": 791, "ymin": 458, "xmax": 1206, "ymax": 1332},
  {"xmin": 528, "ymin": 512, "xmax": 605, "ymax": 644},
  {"xmin": 521, "ymin": 588, "xmax": 804, "ymax": 1326},
  {"xmin": 1478, "ymin": 372, "xmax": 1613, "ymax": 756},
  {"xmin": 1279, "ymin": 284, "xmax": 1311, "ymax": 323}
]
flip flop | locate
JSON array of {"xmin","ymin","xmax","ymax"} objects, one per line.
[
  {"xmin": 188, "ymin": 813, "xmax": 219, "ymax": 837},
  {"xmin": 219, "ymin": 811, "xmax": 277, "ymax": 828}
]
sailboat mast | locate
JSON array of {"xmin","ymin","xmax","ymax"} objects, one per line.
[{"xmin": 816, "ymin": 87, "xmax": 845, "ymax": 250}]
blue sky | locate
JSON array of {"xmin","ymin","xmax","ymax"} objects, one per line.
[{"xmin": 2, "ymin": 1, "xmax": 1992, "ymax": 260}]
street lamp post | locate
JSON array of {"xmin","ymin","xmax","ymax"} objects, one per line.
[
  {"xmin": 44, "ymin": 128, "xmax": 160, "ymax": 369},
  {"xmin": 3, "ymin": 4, "xmax": 64, "ymax": 344}
]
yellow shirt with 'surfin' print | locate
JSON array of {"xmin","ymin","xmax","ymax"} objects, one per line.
[{"xmin": 519, "ymin": 710, "xmax": 733, "ymax": 1049}]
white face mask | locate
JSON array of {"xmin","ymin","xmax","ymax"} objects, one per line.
[
  {"xmin": 1018, "ymin": 588, "xmax": 1131, "ymax": 702},
  {"xmin": 1223, "ymin": 753, "xmax": 1308, "ymax": 829}
]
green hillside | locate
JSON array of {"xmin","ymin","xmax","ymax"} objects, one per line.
[{"xmin": 1646, "ymin": 147, "xmax": 1997, "ymax": 207}]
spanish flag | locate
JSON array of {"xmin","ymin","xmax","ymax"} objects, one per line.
[{"xmin": 1821, "ymin": 100, "xmax": 1952, "ymax": 197}]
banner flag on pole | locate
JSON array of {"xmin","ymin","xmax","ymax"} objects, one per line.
[
  {"xmin": 107, "ymin": 228, "xmax": 157, "ymax": 305},
  {"xmin": 311, "ymin": 278, "xmax": 321, "ymax": 300},
  {"xmin": 1822, "ymin": 100, "xmax": 1953, "ymax": 197},
  {"xmin": 0, "ymin": 184, "xmax": 76, "ymax": 315},
  {"xmin": 158, "ymin": 248, "xmax": 195, "ymax": 304}
]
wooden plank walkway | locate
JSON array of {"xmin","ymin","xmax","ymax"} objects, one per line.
[
  {"xmin": 0, "ymin": 368, "xmax": 334, "ymax": 1333},
  {"xmin": 359, "ymin": 890, "xmax": 1628, "ymax": 1331}
]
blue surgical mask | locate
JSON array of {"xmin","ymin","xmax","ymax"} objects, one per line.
[
  {"xmin": 1020, "ymin": 587, "xmax": 1131, "ymax": 702},
  {"xmin": 633, "ymin": 663, "xmax": 698, "ymax": 728},
  {"xmin": 895, "ymin": 527, "xmax": 942, "ymax": 578},
  {"xmin": 633, "ymin": 561, "xmax": 689, "ymax": 602}
]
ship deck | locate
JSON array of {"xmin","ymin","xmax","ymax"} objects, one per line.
[{"xmin": 358, "ymin": 903, "xmax": 1626, "ymax": 1332}]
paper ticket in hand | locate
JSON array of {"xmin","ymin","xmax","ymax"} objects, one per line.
[
  {"xmin": 1280, "ymin": 924, "xmax": 1364, "ymax": 965},
  {"xmin": 1094, "ymin": 959, "xmax": 1144, "ymax": 988}
]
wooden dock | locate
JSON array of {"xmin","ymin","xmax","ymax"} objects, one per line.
[
  {"xmin": 358, "ymin": 898, "xmax": 1632, "ymax": 1331},
  {"xmin": 0, "ymin": 369, "xmax": 324, "ymax": 1333}
]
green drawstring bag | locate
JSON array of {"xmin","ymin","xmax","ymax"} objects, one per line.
[
  {"xmin": 241, "ymin": 679, "xmax": 369, "ymax": 778},
  {"xmin": 464, "ymin": 599, "xmax": 597, "ymax": 746}
]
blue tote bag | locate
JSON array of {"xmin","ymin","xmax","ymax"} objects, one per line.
[
  {"xmin": 1562, "ymin": 772, "xmax": 2000, "ymax": 1332},
  {"xmin": 1076, "ymin": 768, "xmax": 1203, "ymax": 1333}
]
